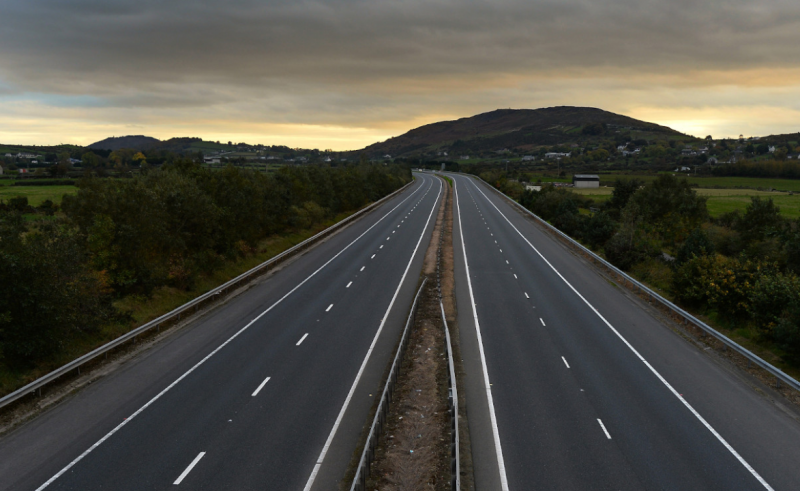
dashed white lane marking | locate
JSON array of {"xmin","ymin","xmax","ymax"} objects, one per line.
[
  {"xmin": 540, "ymin": 318, "xmax": 546, "ymax": 326},
  {"xmin": 598, "ymin": 419, "xmax": 612, "ymax": 439},
  {"xmin": 173, "ymin": 452, "xmax": 206, "ymax": 485},
  {"xmin": 499, "ymin": 249, "xmax": 502, "ymax": 253},
  {"xmin": 326, "ymin": 304, "xmax": 333, "ymax": 312},
  {"xmin": 392, "ymin": 230, "xmax": 395, "ymax": 234},
  {"xmin": 251, "ymin": 376, "xmax": 271, "ymax": 397},
  {"xmin": 360, "ymin": 266, "xmax": 365, "ymax": 271},
  {"xmin": 514, "ymin": 274, "xmax": 518, "ymax": 279},
  {"xmin": 505, "ymin": 260, "xmax": 509, "ymax": 264},
  {"xmin": 296, "ymin": 333, "xmax": 309, "ymax": 346},
  {"xmin": 371, "ymin": 254, "xmax": 376, "ymax": 259},
  {"xmin": 524, "ymin": 292, "xmax": 529, "ymax": 299},
  {"xmin": 346, "ymin": 281, "xmax": 353, "ymax": 288},
  {"xmin": 387, "ymin": 237, "xmax": 390, "ymax": 240},
  {"xmin": 562, "ymin": 357, "xmax": 570, "ymax": 368}
]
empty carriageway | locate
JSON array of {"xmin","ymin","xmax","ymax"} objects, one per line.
[
  {"xmin": 0, "ymin": 173, "xmax": 443, "ymax": 491},
  {"xmin": 449, "ymin": 172, "xmax": 800, "ymax": 491}
]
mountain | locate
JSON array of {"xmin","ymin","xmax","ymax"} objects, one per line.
[
  {"xmin": 88, "ymin": 135, "xmax": 162, "ymax": 151},
  {"xmin": 361, "ymin": 106, "xmax": 684, "ymax": 158}
]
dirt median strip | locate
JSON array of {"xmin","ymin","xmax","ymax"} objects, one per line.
[{"xmin": 360, "ymin": 175, "xmax": 476, "ymax": 490}]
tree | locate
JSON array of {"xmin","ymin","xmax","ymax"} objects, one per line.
[
  {"xmin": 626, "ymin": 174, "xmax": 708, "ymax": 244},
  {"xmin": 605, "ymin": 178, "xmax": 643, "ymax": 219},
  {"xmin": 737, "ymin": 196, "xmax": 782, "ymax": 245}
]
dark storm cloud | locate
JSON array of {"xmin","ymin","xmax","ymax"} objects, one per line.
[{"xmin": 1, "ymin": 0, "xmax": 799, "ymax": 101}]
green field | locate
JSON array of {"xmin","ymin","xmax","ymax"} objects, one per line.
[
  {"xmin": 596, "ymin": 174, "xmax": 800, "ymax": 192},
  {"xmin": 0, "ymin": 185, "xmax": 78, "ymax": 206},
  {"xmin": 570, "ymin": 186, "xmax": 800, "ymax": 218}
]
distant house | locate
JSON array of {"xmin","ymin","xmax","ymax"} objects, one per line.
[
  {"xmin": 3, "ymin": 153, "xmax": 11, "ymax": 158},
  {"xmin": 521, "ymin": 155, "xmax": 535, "ymax": 161},
  {"xmin": 573, "ymin": 174, "xmax": 599, "ymax": 188},
  {"xmin": 383, "ymin": 154, "xmax": 392, "ymax": 159},
  {"xmin": 204, "ymin": 157, "xmax": 221, "ymax": 164},
  {"xmin": 674, "ymin": 166, "xmax": 691, "ymax": 172},
  {"xmin": 622, "ymin": 149, "xmax": 640, "ymax": 157},
  {"xmin": 460, "ymin": 155, "xmax": 470, "ymax": 160},
  {"xmin": 69, "ymin": 158, "xmax": 82, "ymax": 165},
  {"xmin": 769, "ymin": 146, "xmax": 776, "ymax": 153},
  {"xmin": 707, "ymin": 157, "xmax": 718, "ymax": 164},
  {"xmin": 525, "ymin": 184, "xmax": 541, "ymax": 192},
  {"xmin": 545, "ymin": 152, "xmax": 571, "ymax": 159}
]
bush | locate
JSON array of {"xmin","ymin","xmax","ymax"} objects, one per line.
[
  {"xmin": 672, "ymin": 255, "xmax": 761, "ymax": 322},
  {"xmin": 676, "ymin": 228, "xmax": 715, "ymax": 264},
  {"xmin": 581, "ymin": 212, "xmax": 617, "ymax": 250},
  {"xmin": 604, "ymin": 229, "xmax": 660, "ymax": 271}
]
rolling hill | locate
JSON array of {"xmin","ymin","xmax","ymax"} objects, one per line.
[
  {"xmin": 88, "ymin": 135, "xmax": 162, "ymax": 151},
  {"xmin": 361, "ymin": 106, "xmax": 685, "ymax": 158}
]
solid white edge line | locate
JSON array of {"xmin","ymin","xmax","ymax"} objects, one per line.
[
  {"xmin": 597, "ymin": 419, "xmax": 612, "ymax": 439},
  {"xmin": 173, "ymin": 452, "xmax": 206, "ymax": 485},
  {"xmin": 453, "ymin": 177, "xmax": 510, "ymax": 491},
  {"xmin": 33, "ymin": 175, "xmax": 430, "ymax": 491},
  {"xmin": 468, "ymin": 177, "xmax": 775, "ymax": 491},
  {"xmin": 302, "ymin": 175, "xmax": 443, "ymax": 491},
  {"xmin": 251, "ymin": 376, "xmax": 271, "ymax": 397},
  {"xmin": 562, "ymin": 356, "xmax": 570, "ymax": 369},
  {"xmin": 296, "ymin": 333, "xmax": 309, "ymax": 346}
]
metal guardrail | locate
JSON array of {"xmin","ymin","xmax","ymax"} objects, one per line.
[
  {"xmin": 441, "ymin": 301, "xmax": 461, "ymax": 491},
  {"xmin": 0, "ymin": 180, "xmax": 414, "ymax": 411},
  {"xmin": 350, "ymin": 278, "xmax": 427, "ymax": 491},
  {"xmin": 462, "ymin": 173, "xmax": 800, "ymax": 393}
]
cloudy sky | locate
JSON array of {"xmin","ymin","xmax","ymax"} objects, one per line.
[{"xmin": 1, "ymin": 0, "xmax": 799, "ymax": 149}]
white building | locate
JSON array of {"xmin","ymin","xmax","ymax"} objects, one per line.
[
  {"xmin": 525, "ymin": 184, "xmax": 541, "ymax": 192},
  {"xmin": 572, "ymin": 174, "xmax": 599, "ymax": 188},
  {"xmin": 460, "ymin": 155, "xmax": 470, "ymax": 160},
  {"xmin": 521, "ymin": 155, "xmax": 535, "ymax": 161},
  {"xmin": 545, "ymin": 152, "xmax": 571, "ymax": 159}
]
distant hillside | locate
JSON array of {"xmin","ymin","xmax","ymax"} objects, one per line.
[
  {"xmin": 88, "ymin": 135, "xmax": 162, "ymax": 151},
  {"xmin": 362, "ymin": 106, "xmax": 684, "ymax": 158}
]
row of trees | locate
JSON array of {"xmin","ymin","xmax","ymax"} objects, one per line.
[
  {"xmin": 0, "ymin": 162, "xmax": 410, "ymax": 366},
  {"xmin": 481, "ymin": 171, "xmax": 800, "ymax": 363}
]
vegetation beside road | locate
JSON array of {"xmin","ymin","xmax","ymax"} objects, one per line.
[{"xmin": 0, "ymin": 162, "xmax": 410, "ymax": 397}]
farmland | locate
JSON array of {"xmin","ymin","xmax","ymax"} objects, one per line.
[
  {"xmin": 570, "ymin": 185, "xmax": 800, "ymax": 218},
  {"xmin": 0, "ymin": 184, "xmax": 78, "ymax": 206}
]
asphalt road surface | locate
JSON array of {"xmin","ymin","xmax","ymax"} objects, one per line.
[
  {"xmin": 0, "ymin": 173, "xmax": 442, "ymax": 491},
  {"xmin": 449, "ymin": 172, "xmax": 800, "ymax": 491}
]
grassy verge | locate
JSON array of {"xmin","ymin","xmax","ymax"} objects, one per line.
[{"xmin": 0, "ymin": 209, "xmax": 359, "ymax": 397}]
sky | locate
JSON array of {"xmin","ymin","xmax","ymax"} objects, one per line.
[{"xmin": 1, "ymin": 0, "xmax": 799, "ymax": 150}]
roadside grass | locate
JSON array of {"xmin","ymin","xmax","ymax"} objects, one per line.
[
  {"xmin": 0, "ymin": 185, "xmax": 77, "ymax": 206},
  {"xmin": 0, "ymin": 208, "xmax": 359, "ymax": 397}
]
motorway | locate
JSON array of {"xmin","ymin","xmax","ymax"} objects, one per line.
[
  {"xmin": 449, "ymin": 172, "xmax": 800, "ymax": 490},
  {"xmin": 0, "ymin": 173, "xmax": 442, "ymax": 491}
]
